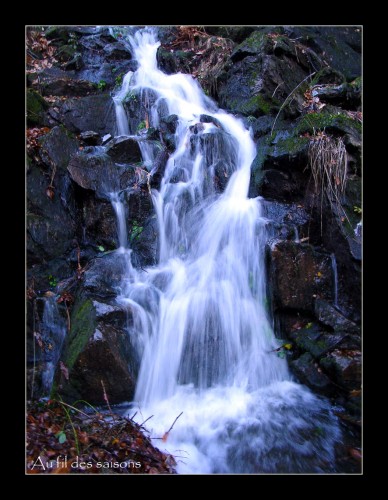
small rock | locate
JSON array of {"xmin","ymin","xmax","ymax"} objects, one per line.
[
  {"xmin": 291, "ymin": 352, "xmax": 333, "ymax": 395},
  {"xmin": 80, "ymin": 131, "xmax": 100, "ymax": 145},
  {"xmin": 320, "ymin": 349, "xmax": 361, "ymax": 390},
  {"xmin": 106, "ymin": 136, "xmax": 142, "ymax": 163},
  {"xmin": 315, "ymin": 299, "xmax": 360, "ymax": 334}
]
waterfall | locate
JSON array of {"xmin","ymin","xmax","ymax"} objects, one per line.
[{"xmin": 112, "ymin": 27, "xmax": 341, "ymax": 473}]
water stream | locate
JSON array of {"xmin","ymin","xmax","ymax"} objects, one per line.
[{"xmin": 109, "ymin": 27, "xmax": 341, "ymax": 473}]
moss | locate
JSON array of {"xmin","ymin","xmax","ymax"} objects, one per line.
[
  {"xmin": 274, "ymin": 135, "xmax": 310, "ymax": 156},
  {"xmin": 350, "ymin": 76, "xmax": 362, "ymax": 89},
  {"xmin": 296, "ymin": 111, "xmax": 362, "ymax": 135},
  {"xmin": 235, "ymin": 30, "xmax": 269, "ymax": 53},
  {"xmin": 27, "ymin": 89, "xmax": 48, "ymax": 126},
  {"xmin": 62, "ymin": 298, "xmax": 96, "ymax": 371},
  {"xmin": 241, "ymin": 94, "xmax": 278, "ymax": 116}
]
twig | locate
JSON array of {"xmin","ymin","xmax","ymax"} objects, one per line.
[
  {"xmin": 53, "ymin": 399, "xmax": 91, "ymax": 419},
  {"xmin": 153, "ymin": 412, "xmax": 184, "ymax": 441},
  {"xmin": 57, "ymin": 396, "xmax": 80, "ymax": 454},
  {"xmin": 101, "ymin": 380, "xmax": 116, "ymax": 422},
  {"xmin": 139, "ymin": 415, "xmax": 154, "ymax": 428},
  {"xmin": 271, "ymin": 71, "xmax": 316, "ymax": 136},
  {"xmin": 272, "ymin": 82, "xmax": 283, "ymax": 98},
  {"xmin": 165, "ymin": 412, "xmax": 183, "ymax": 435}
]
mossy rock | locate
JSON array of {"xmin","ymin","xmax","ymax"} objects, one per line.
[
  {"xmin": 296, "ymin": 110, "xmax": 362, "ymax": 136},
  {"xmin": 240, "ymin": 93, "xmax": 279, "ymax": 117},
  {"xmin": 27, "ymin": 89, "xmax": 48, "ymax": 126},
  {"xmin": 62, "ymin": 298, "xmax": 96, "ymax": 371},
  {"xmin": 231, "ymin": 29, "xmax": 275, "ymax": 61}
]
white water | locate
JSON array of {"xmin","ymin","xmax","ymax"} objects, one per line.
[
  {"xmin": 40, "ymin": 296, "xmax": 67, "ymax": 394},
  {"xmin": 112, "ymin": 27, "xmax": 341, "ymax": 473}
]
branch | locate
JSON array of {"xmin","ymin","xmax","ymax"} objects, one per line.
[{"xmin": 271, "ymin": 71, "xmax": 316, "ymax": 136}]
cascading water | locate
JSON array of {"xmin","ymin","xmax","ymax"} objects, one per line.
[{"xmin": 111, "ymin": 27, "xmax": 342, "ymax": 473}]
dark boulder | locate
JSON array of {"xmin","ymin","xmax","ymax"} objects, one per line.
[
  {"xmin": 105, "ymin": 136, "xmax": 142, "ymax": 163},
  {"xmin": 54, "ymin": 295, "xmax": 138, "ymax": 405},
  {"xmin": 290, "ymin": 352, "xmax": 333, "ymax": 395},
  {"xmin": 315, "ymin": 299, "xmax": 360, "ymax": 334},
  {"xmin": 68, "ymin": 150, "xmax": 122, "ymax": 194},
  {"xmin": 269, "ymin": 240, "xmax": 333, "ymax": 313},
  {"xmin": 27, "ymin": 126, "xmax": 79, "ymax": 266},
  {"xmin": 52, "ymin": 93, "xmax": 116, "ymax": 136},
  {"xmin": 80, "ymin": 131, "xmax": 100, "ymax": 145},
  {"xmin": 320, "ymin": 349, "xmax": 361, "ymax": 391}
]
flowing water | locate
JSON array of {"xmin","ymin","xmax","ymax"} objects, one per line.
[{"xmin": 110, "ymin": 27, "xmax": 341, "ymax": 473}]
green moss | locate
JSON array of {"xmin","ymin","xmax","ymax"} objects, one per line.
[
  {"xmin": 241, "ymin": 94, "xmax": 278, "ymax": 116},
  {"xmin": 350, "ymin": 76, "xmax": 362, "ymax": 89},
  {"xmin": 274, "ymin": 135, "xmax": 310, "ymax": 156},
  {"xmin": 63, "ymin": 298, "xmax": 96, "ymax": 370},
  {"xmin": 296, "ymin": 111, "xmax": 362, "ymax": 135},
  {"xmin": 27, "ymin": 89, "xmax": 48, "ymax": 126}
]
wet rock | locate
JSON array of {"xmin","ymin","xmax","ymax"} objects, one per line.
[
  {"xmin": 218, "ymin": 41, "xmax": 308, "ymax": 117},
  {"xmin": 150, "ymin": 148, "xmax": 169, "ymax": 189},
  {"xmin": 80, "ymin": 193, "xmax": 118, "ymax": 250},
  {"xmin": 291, "ymin": 352, "xmax": 333, "ymax": 395},
  {"xmin": 54, "ymin": 296, "xmax": 137, "ymax": 404},
  {"xmin": 283, "ymin": 26, "xmax": 361, "ymax": 81},
  {"xmin": 83, "ymin": 253, "xmax": 127, "ymax": 299},
  {"xmin": 27, "ymin": 126, "xmax": 79, "ymax": 265},
  {"xmin": 315, "ymin": 299, "xmax": 360, "ymax": 334},
  {"xmin": 27, "ymin": 89, "xmax": 49, "ymax": 126},
  {"xmin": 320, "ymin": 349, "xmax": 361, "ymax": 390},
  {"xmin": 80, "ymin": 130, "xmax": 100, "ymax": 145},
  {"xmin": 269, "ymin": 240, "xmax": 333, "ymax": 313},
  {"xmin": 103, "ymin": 42, "xmax": 132, "ymax": 60},
  {"xmin": 54, "ymin": 93, "xmax": 116, "ymax": 136},
  {"xmin": 311, "ymin": 82, "xmax": 361, "ymax": 109},
  {"xmin": 105, "ymin": 136, "xmax": 142, "ymax": 163},
  {"xmin": 200, "ymin": 114, "xmax": 222, "ymax": 128},
  {"xmin": 289, "ymin": 325, "xmax": 347, "ymax": 359},
  {"xmin": 37, "ymin": 77, "xmax": 96, "ymax": 97},
  {"xmin": 68, "ymin": 150, "xmax": 122, "ymax": 194}
]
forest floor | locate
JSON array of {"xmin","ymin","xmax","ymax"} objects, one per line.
[{"xmin": 26, "ymin": 399, "xmax": 176, "ymax": 474}]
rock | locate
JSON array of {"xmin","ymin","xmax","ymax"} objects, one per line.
[
  {"xmin": 311, "ymin": 82, "xmax": 361, "ymax": 109},
  {"xmin": 150, "ymin": 148, "xmax": 169, "ymax": 189},
  {"xmin": 320, "ymin": 349, "xmax": 361, "ymax": 390},
  {"xmin": 27, "ymin": 126, "xmax": 79, "ymax": 265},
  {"xmin": 54, "ymin": 93, "xmax": 116, "ymax": 136},
  {"xmin": 291, "ymin": 353, "xmax": 333, "ymax": 395},
  {"xmin": 105, "ymin": 136, "xmax": 142, "ymax": 163},
  {"xmin": 315, "ymin": 299, "xmax": 360, "ymax": 334},
  {"xmin": 80, "ymin": 193, "xmax": 118, "ymax": 250},
  {"xmin": 269, "ymin": 240, "xmax": 333, "ymax": 312},
  {"xmin": 37, "ymin": 77, "xmax": 96, "ymax": 97},
  {"xmin": 199, "ymin": 114, "xmax": 222, "ymax": 128},
  {"xmin": 54, "ymin": 296, "xmax": 137, "ymax": 404},
  {"xmin": 204, "ymin": 26, "xmax": 255, "ymax": 43},
  {"xmin": 83, "ymin": 253, "xmax": 128, "ymax": 299},
  {"xmin": 103, "ymin": 42, "xmax": 132, "ymax": 60},
  {"xmin": 283, "ymin": 26, "xmax": 361, "ymax": 81},
  {"xmin": 218, "ymin": 41, "xmax": 308, "ymax": 117},
  {"xmin": 27, "ymin": 89, "xmax": 49, "ymax": 126},
  {"xmin": 80, "ymin": 131, "xmax": 100, "ymax": 145},
  {"xmin": 289, "ymin": 324, "xmax": 347, "ymax": 359},
  {"xmin": 68, "ymin": 150, "xmax": 122, "ymax": 195}
]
